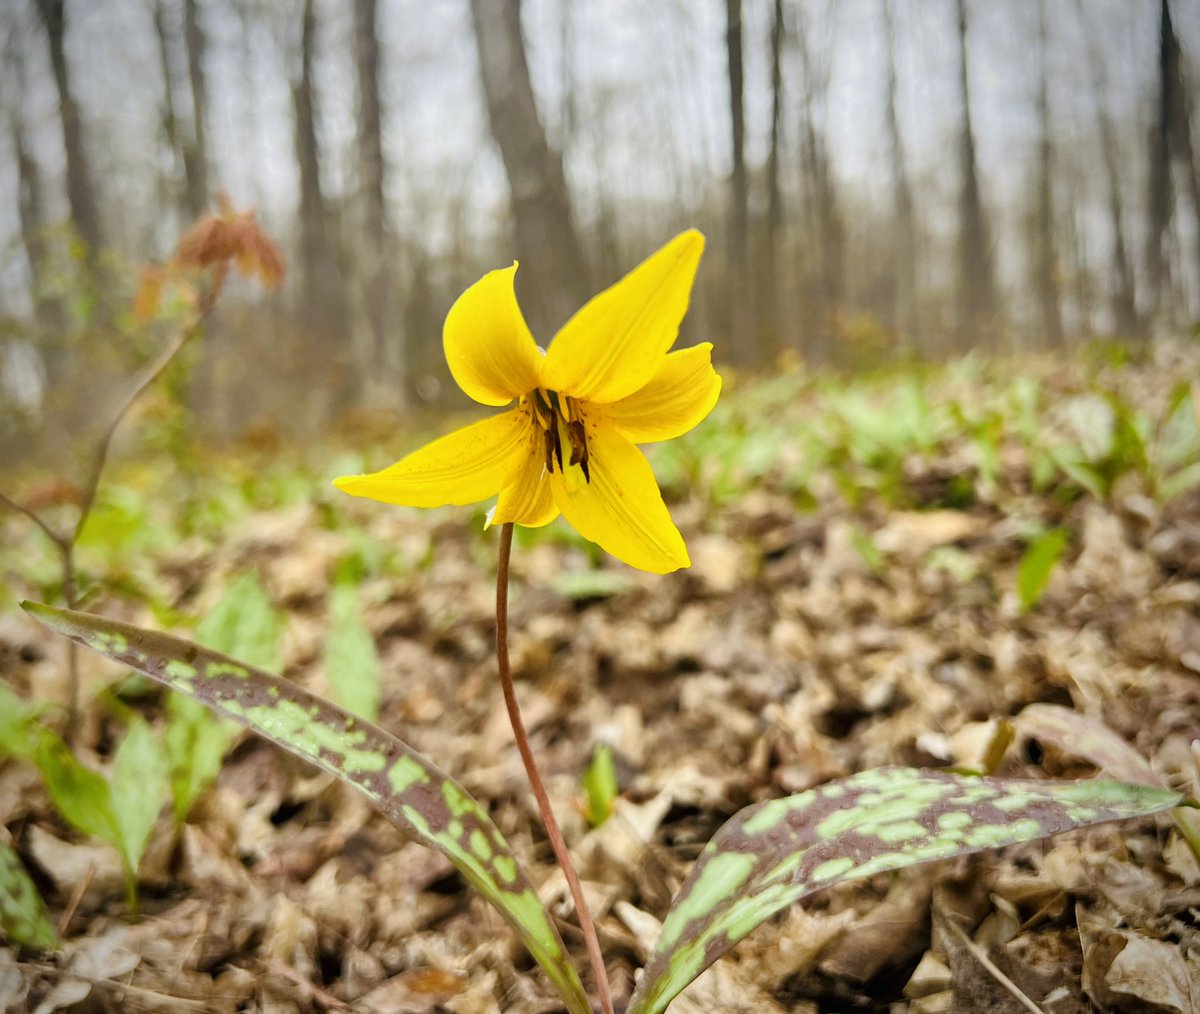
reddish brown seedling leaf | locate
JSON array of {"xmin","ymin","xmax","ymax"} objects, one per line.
[{"xmin": 172, "ymin": 193, "xmax": 285, "ymax": 288}]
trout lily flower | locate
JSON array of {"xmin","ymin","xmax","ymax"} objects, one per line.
[{"xmin": 334, "ymin": 230, "xmax": 720, "ymax": 573}]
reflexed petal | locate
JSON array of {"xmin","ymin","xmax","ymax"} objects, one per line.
[
  {"xmin": 549, "ymin": 423, "xmax": 689, "ymax": 574},
  {"xmin": 489, "ymin": 426, "xmax": 560, "ymax": 528},
  {"xmin": 334, "ymin": 410, "xmax": 528, "ymax": 508},
  {"xmin": 444, "ymin": 264, "xmax": 543, "ymax": 406},
  {"xmin": 592, "ymin": 342, "xmax": 721, "ymax": 444},
  {"xmin": 542, "ymin": 231, "xmax": 705, "ymax": 404}
]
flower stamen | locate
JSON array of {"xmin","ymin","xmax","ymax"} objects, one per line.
[
  {"xmin": 566, "ymin": 419, "xmax": 589, "ymax": 482},
  {"xmin": 528, "ymin": 389, "xmax": 590, "ymax": 483}
]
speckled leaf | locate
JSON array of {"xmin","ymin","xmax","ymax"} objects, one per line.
[
  {"xmin": 0, "ymin": 841, "xmax": 57, "ymax": 950},
  {"xmin": 21, "ymin": 602, "xmax": 589, "ymax": 1014},
  {"xmin": 1014, "ymin": 704, "xmax": 1200, "ymax": 862},
  {"xmin": 627, "ymin": 766, "xmax": 1180, "ymax": 1014}
]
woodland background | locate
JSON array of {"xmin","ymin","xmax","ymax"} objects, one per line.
[
  {"xmin": 4, "ymin": 4, "xmax": 1200, "ymax": 1011},
  {"xmin": 0, "ymin": 0, "xmax": 1199, "ymax": 466}
]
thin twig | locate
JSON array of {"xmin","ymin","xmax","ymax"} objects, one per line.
[
  {"xmin": 56, "ymin": 861, "xmax": 95, "ymax": 936},
  {"xmin": 72, "ymin": 264, "xmax": 228, "ymax": 542},
  {"xmin": 941, "ymin": 913, "xmax": 1045, "ymax": 1014},
  {"xmin": 0, "ymin": 266, "xmax": 227, "ymax": 734},
  {"xmin": 496, "ymin": 523, "xmax": 614, "ymax": 1014},
  {"xmin": 0, "ymin": 489, "xmax": 65, "ymax": 548}
]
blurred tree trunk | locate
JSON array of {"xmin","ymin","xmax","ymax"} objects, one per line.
[
  {"xmin": 11, "ymin": 108, "xmax": 69, "ymax": 381},
  {"xmin": 761, "ymin": 0, "xmax": 785, "ymax": 355},
  {"xmin": 724, "ymin": 0, "xmax": 752, "ymax": 365},
  {"xmin": 152, "ymin": 1, "xmax": 183, "ymax": 215},
  {"xmin": 293, "ymin": 0, "xmax": 348, "ymax": 411},
  {"xmin": 1147, "ymin": 0, "xmax": 1199, "ymax": 327},
  {"xmin": 34, "ymin": 0, "xmax": 103, "ymax": 263},
  {"xmin": 6, "ymin": 30, "xmax": 56, "ymax": 330},
  {"xmin": 183, "ymin": 0, "xmax": 209, "ymax": 217},
  {"xmin": 354, "ymin": 0, "xmax": 399, "ymax": 405},
  {"xmin": 1033, "ymin": 0, "xmax": 1063, "ymax": 347},
  {"xmin": 882, "ymin": 0, "xmax": 917, "ymax": 342},
  {"xmin": 1076, "ymin": 0, "xmax": 1139, "ymax": 337},
  {"xmin": 470, "ymin": 0, "xmax": 589, "ymax": 338},
  {"xmin": 13, "ymin": 122, "xmax": 46, "ymax": 291},
  {"xmin": 795, "ymin": 4, "xmax": 842, "ymax": 362},
  {"xmin": 153, "ymin": 0, "xmax": 205, "ymax": 220},
  {"xmin": 1146, "ymin": 0, "xmax": 1172, "ymax": 322},
  {"xmin": 954, "ymin": 0, "xmax": 995, "ymax": 348}
]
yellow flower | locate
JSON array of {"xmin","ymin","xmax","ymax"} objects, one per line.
[{"xmin": 334, "ymin": 230, "xmax": 720, "ymax": 574}]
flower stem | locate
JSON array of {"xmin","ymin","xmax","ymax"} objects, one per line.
[{"xmin": 496, "ymin": 523, "xmax": 614, "ymax": 1014}]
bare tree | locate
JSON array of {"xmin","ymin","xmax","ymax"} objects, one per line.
[
  {"xmin": 1146, "ymin": 0, "xmax": 1199, "ymax": 327},
  {"xmin": 152, "ymin": 0, "xmax": 206, "ymax": 220},
  {"xmin": 182, "ymin": 0, "xmax": 210, "ymax": 216},
  {"xmin": 34, "ymin": 0, "xmax": 103, "ymax": 262},
  {"xmin": 292, "ymin": 0, "xmax": 347, "ymax": 400},
  {"xmin": 354, "ymin": 0, "xmax": 397, "ymax": 404},
  {"xmin": 470, "ymin": 0, "xmax": 589, "ymax": 338},
  {"xmin": 1075, "ymin": 0, "xmax": 1139, "ymax": 337},
  {"xmin": 724, "ymin": 0, "xmax": 752, "ymax": 363},
  {"xmin": 152, "ymin": 1, "xmax": 184, "ymax": 216},
  {"xmin": 1, "ymin": 13, "xmax": 53, "ymax": 326},
  {"xmin": 761, "ymin": 0, "xmax": 786, "ymax": 352},
  {"xmin": 795, "ymin": 1, "xmax": 842, "ymax": 361},
  {"xmin": 953, "ymin": 0, "xmax": 995, "ymax": 347},
  {"xmin": 882, "ymin": 0, "xmax": 917, "ymax": 340},
  {"xmin": 294, "ymin": 0, "xmax": 329, "ymax": 302},
  {"xmin": 1032, "ymin": 0, "xmax": 1063, "ymax": 346}
]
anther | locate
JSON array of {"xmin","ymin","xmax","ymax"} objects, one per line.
[{"xmin": 567, "ymin": 420, "xmax": 590, "ymax": 483}]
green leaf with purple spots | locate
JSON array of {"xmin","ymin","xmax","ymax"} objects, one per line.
[
  {"xmin": 627, "ymin": 766, "xmax": 1180, "ymax": 1014},
  {"xmin": 21, "ymin": 601, "xmax": 589, "ymax": 1014},
  {"xmin": 1014, "ymin": 703, "xmax": 1200, "ymax": 862}
]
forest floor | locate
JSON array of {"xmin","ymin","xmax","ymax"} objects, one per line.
[{"xmin": 3, "ymin": 340, "xmax": 1200, "ymax": 1013}]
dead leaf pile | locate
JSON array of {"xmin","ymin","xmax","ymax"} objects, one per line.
[{"xmin": 2, "ymin": 345, "xmax": 1199, "ymax": 1011}]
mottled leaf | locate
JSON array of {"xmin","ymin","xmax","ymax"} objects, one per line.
[
  {"xmin": 626, "ymin": 766, "xmax": 1180, "ymax": 1014},
  {"xmin": 1014, "ymin": 703, "xmax": 1200, "ymax": 862},
  {"xmin": 0, "ymin": 841, "xmax": 57, "ymax": 950},
  {"xmin": 21, "ymin": 601, "xmax": 589, "ymax": 1014},
  {"xmin": 167, "ymin": 571, "xmax": 282, "ymax": 820}
]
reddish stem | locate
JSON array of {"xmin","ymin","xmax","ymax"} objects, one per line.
[{"xmin": 496, "ymin": 523, "xmax": 614, "ymax": 1014}]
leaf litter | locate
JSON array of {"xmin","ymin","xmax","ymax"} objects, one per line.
[{"xmin": 2, "ymin": 342, "xmax": 1200, "ymax": 1011}]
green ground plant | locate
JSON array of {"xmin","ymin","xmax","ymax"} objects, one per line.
[
  {"xmin": 3, "ymin": 228, "xmax": 1197, "ymax": 1009},
  {"xmin": 10, "ymin": 240, "xmax": 1198, "ymax": 1013}
]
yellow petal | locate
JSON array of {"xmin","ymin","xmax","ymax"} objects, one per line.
[
  {"xmin": 549, "ymin": 422, "xmax": 689, "ymax": 573},
  {"xmin": 444, "ymin": 264, "xmax": 543, "ymax": 406},
  {"xmin": 489, "ymin": 424, "xmax": 560, "ymax": 528},
  {"xmin": 334, "ymin": 410, "xmax": 527, "ymax": 508},
  {"xmin": 542, "ymin": 230, "xmax": 705, "ymax": 404},
  {"xmin": 591, "ymin": 342, "xmax": 721, "ymax": 444}
]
